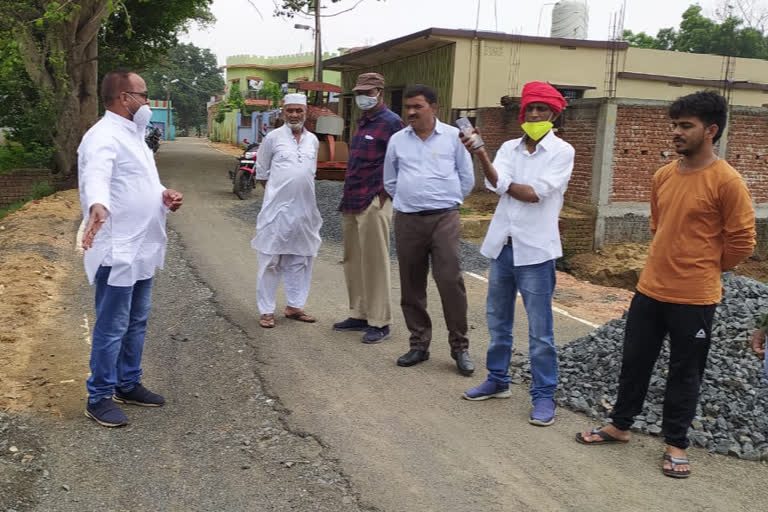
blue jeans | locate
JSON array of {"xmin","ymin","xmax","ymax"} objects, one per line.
[
  {"xmin": 86, "ymin": 266, "xmax": 153, "ymax": 404},
  {"xmin": 486, "ymin": 245, "xmax": 557, "ymax": 402}
]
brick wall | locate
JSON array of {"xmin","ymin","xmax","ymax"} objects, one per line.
[
  {"xmin": 727, "ymin": 108, "xmax": 768, "ymax": 204},
  {"xmin": 473, "ymin": 100, "xmax": 599, "ymax": 205},
  {"xmin": 611, "ymin": 105, "xmax": 677, "ymax": 203},
  {"xmin": 559, "ymin": 206, "xmax": 596, "ymax": 254},
  {"xmin": 0, "ymin": 169, "xmax": 75, "ymax": 209}
]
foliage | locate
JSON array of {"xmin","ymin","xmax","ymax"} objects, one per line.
[
  {"xmin": 0, "ymin": 38, "xmax": 57, "ymax": 171},
  {"xmin": 30, "ymin": 181, "xmax": 55, "ymax": 199},
  {"xmin": 99, "ymin": 0, "xmax": 215, "ymax": 76},
  {"xmin": 0, "ymin": 199, "xmax": 28, "ymax": 220},
  {"xmin": 0, "ymin": 0, "xmax": 214, "ymax": 177},
  {"xmin": 214, "ymin": 87, "xmax": 247, "ymax": 124},
  {"xmin": 262, "ymin": 81, "xmax": 285, "ymax": 109},
  {"xmin": 623, "ymin": 5, "xmax": 768, "ymax": 59},
  {"xmin": 142, "ymin": 43, "xmax": 224, "ymax": 131}
]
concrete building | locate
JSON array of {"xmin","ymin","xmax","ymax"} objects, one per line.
[
  {"xmin": 324, "ymin": 28, "xmax": 768, "ymax": 254},
  {"xmin": 148, "ymin": 99, "xmax": 175, "ymax": 140}
]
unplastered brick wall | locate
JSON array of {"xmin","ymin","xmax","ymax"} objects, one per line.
[
  {"xmin": 474, "ymin": 100, "xmax": 599, "ymax": 205},
  {"xmin": 557, "ymin": 101, "xmax": 600, "ymax": 205},
  {"xmin": 611, "ymin": 104, "xmax": 677, "ymax": 203},
  {"xmin": 0, "ymin": 169, "xmax": 74, "ymax": 209},
  {"xmin": 726, "ymin": 108, "xmax": 768, "ymax": 204}
]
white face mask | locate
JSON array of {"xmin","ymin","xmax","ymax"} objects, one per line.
[
  {"xmin": 355, "ymin": 94, "xmax": 379, "ymax": 111},
  {"xmin": 132, "ymin": 104, "xmax": 152, "ymax": 131}
]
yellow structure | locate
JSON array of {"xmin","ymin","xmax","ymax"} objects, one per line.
[{"xmin": 324, "ymin": 28, "xmax": 768, "ymax": 111}]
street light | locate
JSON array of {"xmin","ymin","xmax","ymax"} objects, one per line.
[
  {"xmin": 164, "ymin": 77, "xmax": 179, "ymax": 140},
  {"xmin": 293, "ymin": 1, "xmax": 322, "ymax": 83}
]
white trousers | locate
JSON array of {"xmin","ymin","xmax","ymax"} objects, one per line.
[{"xmin": 257, "ymin": 252, "xmax": 314, "ymax": 314}]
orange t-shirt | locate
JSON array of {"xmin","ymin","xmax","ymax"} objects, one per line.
[{"xmin": 636, "ymin": 159, "xmax": 756, "ymax": 305}]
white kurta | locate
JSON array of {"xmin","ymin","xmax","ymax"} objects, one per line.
[
  {"xmin": 78, "ymin": 111, "xmax": 168, "ymax": 287},
  {"xmin": 250, "ymin": 125, "xmax": 322, "ymax": 256}
]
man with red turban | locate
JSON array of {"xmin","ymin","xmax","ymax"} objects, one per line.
[{"xmin": 460, "ymin": 81, "xmax": 574, "ymax": 427}]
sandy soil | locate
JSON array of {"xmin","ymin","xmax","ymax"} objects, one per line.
[
  {"xmin": 566, "ymin": 242, "xmax": 768, "ymax": 290},
  {"xmin": 0, "ymin": 190, "xmax": 88, "ymax": 418}
]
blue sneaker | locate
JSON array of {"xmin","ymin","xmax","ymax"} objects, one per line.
[
  {"xmin": 362, "ymin": 325, "xmax": 390, "ymax": 344},
  {"xmin": 529, "ymin": 398, "xmax": 556, "ymax": 426},
  {"xmin": 333, "ymin": 317, "xmax": 369, "ymax": 331},
  {"xmin": 113, "ymin": 384, "xmax": 165, "ymax": 407},
  {"xmin": 85, "ymin": 398, "xmax": 128, "ymax": 427},
  {"xmin": 462, "ymin": 380, "xmax": 511, "ymax": 401}
]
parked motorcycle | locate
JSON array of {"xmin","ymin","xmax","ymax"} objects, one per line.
[
  {"xmin": 145, "ymin": 127, "xmax": 162, "ymax": 153},
  {"xmin": 230, "ymin": 138, "xmax": 259, "ymax": 200}
]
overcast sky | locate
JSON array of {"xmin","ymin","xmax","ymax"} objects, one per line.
[{"xmin": 182, "ymin": 0, "xmax": 724, "ymax": 66}]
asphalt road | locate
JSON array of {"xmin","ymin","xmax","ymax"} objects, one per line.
[{"xmin": 155, "ymin": 137, "xmax": 768, "ymax": 512}]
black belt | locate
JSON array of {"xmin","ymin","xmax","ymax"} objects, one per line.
[
  {"xmin": 505, "ymin": 236, "xmax": 513, "ymax": 246},
  {"xmin": 404, "ymin": 206, "xmax": 459, "ymax": 216}
]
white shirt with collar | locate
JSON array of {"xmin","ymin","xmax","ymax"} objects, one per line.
[
  {"xmin": 250, "ymin": 124, "xmax": 322, "ymax": 257},
  {"xmin": 383, "ymin": 119, "xmax": 474, "ymax": 213},
  {"xmin": 78, "ymin": 110, "xmax": 168, "ymax": 287},
  {"xmin": 480, "ymin": 130, "xmax": 575, "ymax": 265}
]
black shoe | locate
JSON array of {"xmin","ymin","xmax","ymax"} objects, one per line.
[
  {"xmin": 452, "ymin": 351, "xmax": 475, "ymax": 377},
  {"xmin": 113, "ymin": 384, "xmax": 165, "ymax": 407},
  {"xmin": 333, "ymin": 317, "xmax": 369, "ymax": 331},
  {"xmin": 397, "ymin": 349, "xmax": 430, "ymax": 367},
  {"xmin": 85, "ymin": 398, "xmax": 128, "ymax": 427}
]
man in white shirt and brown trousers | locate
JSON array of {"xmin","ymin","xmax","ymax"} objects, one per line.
[
  {"xmin": 79, "ymin": 70, "xmax": 183, "ymax": 427},
  {"xmin": 383, "ymin": 84, "xmax": 475, "ymax": 375},
  {"xmin": 461, "ymin": 82, "xmax": 573, "ymax": 427}
]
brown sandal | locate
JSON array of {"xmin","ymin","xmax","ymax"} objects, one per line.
[
  {"xmin": 284, "ymin": 310, "xmax": 316, "ymax": 323},
  {"xmin": 259, "ymin": 313, "xmax": 275, "ymax": 328}
]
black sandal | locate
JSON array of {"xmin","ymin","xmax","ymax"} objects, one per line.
[
  {"xmin": 662, "ymin": 454, "xmax": 691, "ymax": 479},
  {"xmin": 575, "ymin": 428, "xmax": 629, "ymax": 445}
]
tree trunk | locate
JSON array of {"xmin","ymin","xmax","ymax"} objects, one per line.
[{"xmin": 16, "ymin": 1, "xmax": 109, "ymax": 178}]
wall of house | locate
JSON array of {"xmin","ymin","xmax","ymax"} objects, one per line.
[
  {"xmin": 210, "ymin": 110, "xmax": 239, "ymax": 144},
  {"xmin": 451, "ymin": 39, "xmax": 609, "ymax": 109},
  {"xmin": 339, "ymin": 43, "xmax": 456, "ymax": 129}
]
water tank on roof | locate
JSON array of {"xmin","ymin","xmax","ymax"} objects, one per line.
[{"xmin": 551, "ymin": 0, "xmax": 589, "ymax": 40}]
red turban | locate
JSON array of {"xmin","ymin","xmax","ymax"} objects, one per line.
[{"xmin": 519, "ymin": 81, "xmax": 567, "ymax": 123}]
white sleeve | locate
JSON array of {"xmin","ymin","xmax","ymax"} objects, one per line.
[
  {"xmin": 486, "ymin": 143, "xmax": 513, "ymax": 196},
  {"xmin": 529, "ymin": 145, "xmax": 574, "ymax": 199},
  {"xmin": 456, "ymin": 139, "xmax": 475, "ymax": 199},
  {"xmin": 254, "ymin": 134, "xmax": 274, "ymax": 180},
  {"xmin": 78, "ymin": 134, "xmax": 116, "ymax": 214}
]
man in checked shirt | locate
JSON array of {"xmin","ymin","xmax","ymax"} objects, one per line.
[{"xmin": 334, "ymin": 73, "xmax": 405, "ymax": 343}]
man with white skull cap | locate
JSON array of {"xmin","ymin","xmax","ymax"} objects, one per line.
[{"xmin": 251, "ymin": 93, "xmax": 322, "ymax": 328}]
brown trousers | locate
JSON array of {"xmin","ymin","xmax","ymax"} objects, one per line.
[{"xmin": 393, "ymin": 209, "xmax": 469, "ymax": 353}]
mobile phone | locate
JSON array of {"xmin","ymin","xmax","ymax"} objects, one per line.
[{"xmin": 456, "ymin": 117, "xmax": 484, "ymax": 149}]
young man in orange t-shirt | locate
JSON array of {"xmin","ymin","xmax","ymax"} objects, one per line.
[{"xmin": 575, "ymin": 91, "xmax": 756, "ymax": 478}]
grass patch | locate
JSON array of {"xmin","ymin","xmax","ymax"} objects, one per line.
[
  {"xmin": 0, "ymin": 199, "xmax": 29, "ymax": 219},
  {"xmin": 0, "ymin": 144, "xmax": 55, "ymax": 175},
  {"xmin": 459, "ymin": 207, "xmax": 475, "ymax": 215}
]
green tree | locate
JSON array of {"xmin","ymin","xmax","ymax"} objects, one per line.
[
  {"xmin": 623, "ymin": 5, "xmax": 768, "ymax": 59},
  {"xmin": 142, "ymin": 43, "xmax": 224, "ymax": 133},
  {"xmin": 0, "ymin": 0, "xmax": 213, "ymax": 177}
]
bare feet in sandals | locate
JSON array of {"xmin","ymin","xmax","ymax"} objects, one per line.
[
  {"xmin": 575, "ymin": 424, "xmax": 631, "ymax": 445},
  {"xmin": 259, "ymin": 313, "xmax": 275, "ymax": 328},
  {"xmin": 284, "ymin": 306, "xmax": 316, "ymax": 323},
  {"xmin": 662, "ymin": 445, "xmax": 691, "ymax": 478}
]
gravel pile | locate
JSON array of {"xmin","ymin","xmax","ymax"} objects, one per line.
[
  {"xmin": 518, "ymin": 274, "xmax": 768, "ymax": 460},
  {"xmin": 233, "ymin": 180, "xmax": 491, "ymax": 273}
]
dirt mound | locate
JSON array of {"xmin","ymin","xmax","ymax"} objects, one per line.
[
  {"xmin": 0, "ymin": 190, "xmax": 88, "ymax": 417},
  {"xmin": 566, "ymin": 243, "xmax": 648, "ymax": 290}
]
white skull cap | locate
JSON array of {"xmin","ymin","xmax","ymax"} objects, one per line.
[{"xmin": 283, "ymin": 93, "xmax": 307, "ymax": 106}]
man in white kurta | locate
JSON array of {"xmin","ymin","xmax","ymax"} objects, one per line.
[
  {"xmin": 251, "ymin": 94, "xmax": 322, "ymax": 328},
  {"xmin": 78, "ymin": 71, "xmax": 183, "ymax": 428}
]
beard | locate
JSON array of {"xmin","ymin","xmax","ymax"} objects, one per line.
[
  {"xmin": 674, "ymin": 136, "xmax": 705, "ymax": 156},
  {"xmin": 287, "ymin": 120, "xmax": 304, "ymax": 132}
]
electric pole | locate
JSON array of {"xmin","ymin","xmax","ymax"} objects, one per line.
[{"xmin": 313, "ymin": 0, "xmax": 322, "ymax": 83}]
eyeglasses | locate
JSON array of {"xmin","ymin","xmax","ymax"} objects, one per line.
[{"xmin": 123, "ymin": 91, "xmax": 149, "ymax": 101}]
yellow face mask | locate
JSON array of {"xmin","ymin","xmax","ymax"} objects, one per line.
[{"xmin": 520, "ymin": 121, "xmax": 553, "ymax": 141}]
